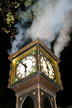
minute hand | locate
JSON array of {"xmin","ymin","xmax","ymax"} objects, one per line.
[
  {"xmin": 46, "ymin": 62, "xmax": 50, "ymax": 72},
  {"xmin": 20, "ymin": 61, "xmax": 26, "ymax": 67}
]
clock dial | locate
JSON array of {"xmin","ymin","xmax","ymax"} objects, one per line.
[
  {"xmin": 40, "ymin": 56, "xmax": 55, "ymax": 80},
  {"xmin": 16, "ymin": 55, "xmax": 36, "ymax": 79}
]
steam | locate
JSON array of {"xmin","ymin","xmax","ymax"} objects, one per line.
[
  {"xmin": 9, "ymin": 0, "xmax": 72, "ymax": 58},
  {"xmin": 54, "ymin": 12, "xmax": 72, "ymax": 57},
  {"xmin": 9, "ymin": 24, "xmax": 26, "ymax": 54}
]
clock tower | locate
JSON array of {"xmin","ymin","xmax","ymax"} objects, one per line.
[{"xmin": 8, "ymin": 39, "xmax": 63, "ymax": 108}]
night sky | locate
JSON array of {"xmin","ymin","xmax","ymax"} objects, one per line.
[{"xmin": 0, "ymin": 32, "xmax": 72, "ymax": 108}]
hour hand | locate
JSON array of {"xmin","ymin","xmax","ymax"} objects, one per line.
[
  {"xmin": 24, "ymin": 63, "xmax": 27, "ymax": 73},
  {"xmin": 20, "ymin": 62, "xmax": 27, "ymax": 73}
]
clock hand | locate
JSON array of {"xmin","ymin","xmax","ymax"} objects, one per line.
[
  {"xmin": 20, "ymin": 62, "xmax": 26, "ymax": 67},
  {"xmin": 20, "ymin": 62, "xmax": 27, "ymax": 75},
  {"xmin": 46, "ymin": 62, "xmax": 50, "ymax": 74},
  {"xmin": 24, "ymin": 63, "xmax": 27, "ymax": 76}
]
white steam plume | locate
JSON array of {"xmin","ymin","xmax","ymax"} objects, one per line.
[
  {"xmin": 54, "ymin": 12, "xmax": 72, "ymax": 57},
  {"xmin": 9, "ymin": 0, "xmax": 72, "ymax": 58},
  {"xmin": 9, "ymin": 24, "xmax": 26, "ymax": 54}
]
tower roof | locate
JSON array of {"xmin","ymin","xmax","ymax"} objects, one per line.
[{"xmin": 8, "ymin": 39, "xmax": 60, "ymax": 63}]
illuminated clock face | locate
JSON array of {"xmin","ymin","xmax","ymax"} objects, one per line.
[
  {"xmin": 40, "ymin": 56, "xmax": 55, "ymax": 80},
  {"xmin": 16, "ymin": 55, "xmax": 36, "ymax": 79}
]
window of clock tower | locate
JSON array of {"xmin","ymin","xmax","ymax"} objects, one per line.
[
  {"xmin": 43, "ymin": 96, "xmax": 52, "ymax": 108},
  {"xmin": 22, "ymin": 96, "xmax": 34, "ymax": 108}
]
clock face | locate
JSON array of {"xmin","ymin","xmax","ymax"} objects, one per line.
[
  {"xmin": 16, "ymin": 55, "xmax": 36, "ymax": 79},
  {"xmin": 40, "ymin": 56, "xmax": 55, "ymax": 80}
]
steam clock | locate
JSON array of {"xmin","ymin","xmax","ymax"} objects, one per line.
[{"xmin": 8, "ymin": 39, "xmax": 63, "ymax": 108}]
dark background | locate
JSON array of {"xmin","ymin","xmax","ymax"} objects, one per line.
[{"xmin": 0, "ymin": 32, "xmax": 72, "ymax": 108}]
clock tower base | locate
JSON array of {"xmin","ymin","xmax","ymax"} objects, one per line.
[{"xmin": 10, "ymin": 72, "xmax": 61, "ymax": 108}]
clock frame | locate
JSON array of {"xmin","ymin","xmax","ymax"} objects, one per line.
[{"xmin": 9, "ymin": 46, "xmax": 37, "ymax": 85}]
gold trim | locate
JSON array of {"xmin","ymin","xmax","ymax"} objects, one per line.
[{"xmin": 11, "ymin": 60, "xmax": 16, "ymax": 85}]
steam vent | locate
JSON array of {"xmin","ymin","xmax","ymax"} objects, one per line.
[{"xmin": 8, "ymin": 39, "xmax": 63, "ymax": 108}]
